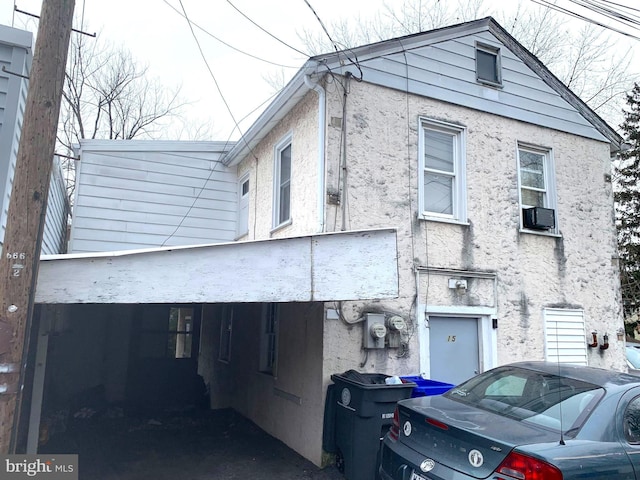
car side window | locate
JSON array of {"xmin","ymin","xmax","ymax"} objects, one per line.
[{"xmin": 624, "ymin": 396, "xmax": 640, "ymax": 444}]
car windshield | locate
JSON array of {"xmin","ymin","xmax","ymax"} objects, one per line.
[
  {"xmin": 627, "ymin": 347, "xmax": 640, "ymax": 369},
  {"xmin": 445, "ymin": 366, "xmax": 603, "ymax": 435}
]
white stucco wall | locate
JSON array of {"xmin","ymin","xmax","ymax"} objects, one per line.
[
  {"xmin": 320, "ymin": 79, "xmax": 623, "ymax": 375},
  {"xmin": 236, "ymin": 91, "xmax": 319, "ymax": 240},
  {"xmin": 233, "ymin": 76, "xmax": 623, "ymax": 467},
  {"xmin": 208, "ymin": 302, "xmax": 325, "ymax": 466}
]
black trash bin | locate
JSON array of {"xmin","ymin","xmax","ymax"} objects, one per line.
[{"xmin": 325, "ymin": 370, "xmax": 415, "ymax": 480}]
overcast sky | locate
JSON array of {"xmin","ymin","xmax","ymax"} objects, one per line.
[{"xmin": 1, "ymin": 0, "xmax": 638, "ymax": 141}]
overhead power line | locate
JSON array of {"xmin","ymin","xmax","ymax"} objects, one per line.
[
  {"xmin": 176, "ymin": 0, "xmax": 257, "ymax": 159},
  {"xmin": 225, "ymin": 0, "xmax": 310, "ymax": 57},
  {"xmin": 162, "ymin": 0, "xmax": 298, "ymax": 68},
  {"xmin": 302, "ymin": 0, "xmax": 339, "ymax": 53},
  {"xmin": 531, "ymin": 0, "xmax": 640, "ymax": 41}
]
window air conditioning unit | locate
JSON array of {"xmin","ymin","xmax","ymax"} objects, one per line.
[{"xmin": 523, "ymin": 207, "xmax": 555, "ymax": 230}]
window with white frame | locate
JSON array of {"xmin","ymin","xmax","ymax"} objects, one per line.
[
  {"xmin": 517, "ymin": 144, "xmax": 557, "ymax": 232},
  {"xmin": 273, "ymin": 136, "xmax": 292, "ymax": 228},
  {"xmin": 476, "ymin": 42, "xmax": 502, "ymax": 86},
  {"xmin": 236, "ymin": 174, "xmax": 249, "ymax": 238},
  {"xmin": 219, "ymin": 305, "xmax": 233, "ymax": 363},
  {"xmin": 418, "ymin": 118, "xmax": 467, "ymax": 222},
  {"xmin": 259, "ymin": 303, "xmax": 278, "ymax": 375}
]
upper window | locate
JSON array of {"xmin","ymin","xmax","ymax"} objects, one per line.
[
  {"xmin": 476, "ymin": 43, "xmax": 502, "ymax": 86},
  {"xmin": 418, "ymin": 118, "xmax": 467, "ymax": 223},
  {"xmin": 273, "ymin": 135, "xmax": 292, "ymax": 228},
  {"xmin": 517, "ymin": 144, "xmax": 557, "ymax": 233},
  {"xmin": 236, "ymin": 174, "xmax": 249, "ymax": 238}
]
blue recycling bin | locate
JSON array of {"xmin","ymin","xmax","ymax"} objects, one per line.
[{"xmin": 400, "ymin": 375, "xmax": 454, "ymax": 397}]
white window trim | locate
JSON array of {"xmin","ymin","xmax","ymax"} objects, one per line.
[
  {"xmin": 273, "ymin": 133, "xmax": 293, "ymax": 229},
  {"xmin": 516, "ymin": 142, "xmax": 559, "ymax": 235},
  {"xmin": 475, "ymin": 42, "xmax": 502, "ymax": 87},
  {"xmin": 236, "ymin": 172, "xmax": 250, "ymax": 239},
  {"xmin": 418, "ymin": 118, "xmax": 467, "ymax": 224}
]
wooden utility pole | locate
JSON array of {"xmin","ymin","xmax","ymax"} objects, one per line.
[{"xmin": 0, "ymin": 0, "xmax": 75, "ymax": 453}]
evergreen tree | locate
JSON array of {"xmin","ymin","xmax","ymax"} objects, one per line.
[{"xmin": 615, "ymin": 83, "xmax": 640, "ymax": 319}]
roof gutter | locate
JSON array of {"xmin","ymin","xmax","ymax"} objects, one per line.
[{"xmin": 304, "ymin": 74, "xmax": 326, "ymax": 233}]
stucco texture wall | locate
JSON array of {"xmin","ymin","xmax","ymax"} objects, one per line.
[
  {"xmin": 321, "ymin": 78, "xmax": 624, "ymax": 372},
  {"xmin": 236, "ymin": 91, "xmax": 320, "ymax": 240},
  {"xmin": 203, "ymin": 302, "xmax": 326, "ymax": 466}
]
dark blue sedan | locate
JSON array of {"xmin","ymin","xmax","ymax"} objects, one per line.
[{"xmin": 380, "ymin": 362, "xmax": 640, "ymax": 480}]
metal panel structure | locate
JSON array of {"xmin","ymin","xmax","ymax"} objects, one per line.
[
  {"xmin": 70, "ymin": 140, "xmax": 238, "ymax": 252},
  {"xmin": 36, "ymin": 228, "xmax": 399, "ymax": 304}
]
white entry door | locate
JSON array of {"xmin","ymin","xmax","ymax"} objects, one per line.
[{"xmin": 428, "ymin": 316, "xmax": 479, "ymax": 385}]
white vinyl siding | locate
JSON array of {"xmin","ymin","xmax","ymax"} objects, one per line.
[
  {"xmin": 0, "ymin": 27, "xmax": 32, "ymax": 248},
  {"xmin": 42, "ymin": 157, "xmax": 70, "ymax": 254},
  {"xmin": 70, "ymin": 141, "xmax": 237, "ymax": 253},
  {"xmin": 341, "ymin": 30, "xmax": 608, "ymax": 144},
  {"xmin": 418, "ymin": 118, "xmax": 466, "ymax": 223},
  {"xmin": 544, "ymin": 308, "xmax": 587, "ymax": 365}
]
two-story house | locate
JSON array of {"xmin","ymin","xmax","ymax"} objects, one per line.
[{"xmin": 30, "ymin": 17, "xmax": 624, "ymax": 467}]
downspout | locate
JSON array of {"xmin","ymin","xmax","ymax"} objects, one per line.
[{"xmin": 304, "ymin": 75, "xmax": 326, "ymax": 233}]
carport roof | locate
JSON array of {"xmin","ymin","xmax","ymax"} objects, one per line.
[{"xmin": 35, "ymin": 228, "xmax": 399, "ymax": 304}]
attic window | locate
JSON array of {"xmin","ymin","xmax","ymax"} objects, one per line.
[{"xmin": 476, "ymin": 43, "xmax": 501, "ymax": 86}]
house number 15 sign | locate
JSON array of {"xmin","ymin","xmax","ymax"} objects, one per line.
[{"xmin": 6, "ymin": 252, "xmax": 26, "ymax": 277}]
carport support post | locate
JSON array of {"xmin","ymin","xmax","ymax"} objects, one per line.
[{"xmin": 0, "ymin": 0, "xmax": 75, "ymax": 453}]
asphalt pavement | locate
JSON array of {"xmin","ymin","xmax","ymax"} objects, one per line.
[{"xmin": 40, "ymin": 407, "xmax": 345, "ymax": 480}]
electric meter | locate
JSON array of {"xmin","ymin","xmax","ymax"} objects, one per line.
[
  {"xmin": 370, "ymin": 323, "xmax": 387, "ymax": 339},
  {"xmin": 386, "ymin": 315, "xmax": 406, "ymax": 331}
]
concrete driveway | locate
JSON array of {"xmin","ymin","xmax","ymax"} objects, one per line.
[{"xmin": 40, "ymin": 407, "xmax": 344, "ymax": 480}]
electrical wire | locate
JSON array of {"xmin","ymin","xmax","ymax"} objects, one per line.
[
  {"xmin": 571, "ymin": 0, "xmax": 640, "ymax": 26},
  {"xmin": 303, "ymin": 0, "xmax": 339, "ymax": 54},
  {"xmin": 301, "ymin": 0, "xmax": 364, "ymax": 80},
  {"xmin": 226, "ymin": 0, "xmax": 310, "ymax": 57},
  {"xmin": 162, "ymin": 0, "xmax": 299, "ymax": 68},
  {"xmin": 158, "ymin": 86, "xmax": 281, "ymax": 246},
  {"xmin": 176, "ymin": 0, "xmax": 257, "ymax": 160},
  {"xmin": 163, "ymin": 0, "xmax": 290, "ymax": 245},
  {"xmin": 531, "ymin": 0, "xmax": 640, "ymax": 40}
]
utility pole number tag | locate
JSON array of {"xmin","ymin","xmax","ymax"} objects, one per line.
[{"xmin": 6, "ymin": 253, "xmax": 26, "ymax": 277}]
